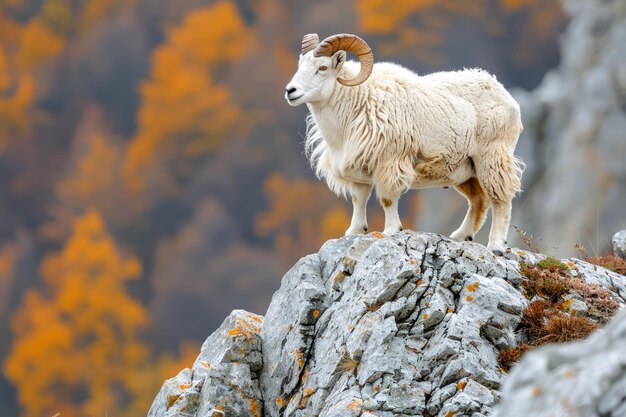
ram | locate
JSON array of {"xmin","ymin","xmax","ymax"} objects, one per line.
[{"xmin": 285, "ymin": 33, "xmax": 524, "ymax": 255}]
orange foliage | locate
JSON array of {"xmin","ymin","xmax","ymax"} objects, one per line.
[
  {"xmin": 15, "ymin": 20, "xmax": 64, "ymax": 70},
  {"xmin": 355, "ymin": 0, "xmax": 563, "ymax": 64},
  {"xmin": 0, "ymin": 18, "xmax": 53, "ymax": 151},
  {"xmin": 59, "ymin": 135, "xmax": 122, "ymax": 202},
  {"xmin": 46, "ymin": 133, "xmax": 132, "ymax": 236},
  {"xmin": 124, "ymin": 0, "xmax": 255, "ymax": 201},
  {"xmin": 257, "ymin": 174, "xmax": 421, "ymax": 260},
  {"xmin": 0, "ymin": 0, "xmax": 133, "ymax": 153},
  {"xmin": 256, "ymin": 174, "xmax": 351, "ymax": 260},
  {"xmin": 0, "ymin": 244, "xmax": 18, "ymax": 312},
  {"xmin": 3, "ymin": 210, "xmax": 149, "ymax": 417},
  {"xmin": 356, "ymin": 0, "xmax": 437, "ymax": 34}
]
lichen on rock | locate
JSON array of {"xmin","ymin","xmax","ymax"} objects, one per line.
[{"xmin": 147, "ymin": 231, "xmax": 626, "ymax": 417}]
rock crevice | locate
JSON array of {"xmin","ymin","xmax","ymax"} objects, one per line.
[{"xmin": 148, "ymin": 231, "xmax": 626, "ymax": 417}]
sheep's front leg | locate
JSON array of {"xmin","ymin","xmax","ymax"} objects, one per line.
[
  {"xmin": 379, "ymin": 194, "xmax": 403, "ymax": 235},
  {"xmin": 345, "ymin": 183, "xmax": 372, "ymax": 235}
]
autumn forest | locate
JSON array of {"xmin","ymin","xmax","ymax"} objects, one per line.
[{"xmin": 0, "ymin": 0, "xmax": 566, "ymax": 415}]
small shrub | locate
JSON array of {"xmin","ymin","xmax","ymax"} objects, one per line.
[
  {"xmin": 500, "ymin": 257, "xmax": 613, "ymax": 371},
  {"xmin": 520, "ymin": 300, "xmax": 547, "ymax": 339},
  {"xmin": 568, "ymin": 279, "xmax": 619, "ymax": 322},
  {"xmin": 585, "ymin": 255, "xmax": 626, "ymax": 276},
  {"xmin": 498, "ymin": 343, "xmax": 531, "ymax": 372},
  {"xmin": 520, "ymin": 263, "xmax": 568, "ymax": 302},
  {"xmin": 575, "ymin": 244, "xmax": 626, "ymax": 275},
  {"xmin": 536, "ymin": 257, "xmax": 569, "ymax": 272},
  {"xmin": 538, "ymin": 314, "xmax": 598, "ymax": 344}
]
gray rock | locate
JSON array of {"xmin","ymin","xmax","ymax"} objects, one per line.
[
  {"xmin": 508, "ymin": 0, "xmax": 626, "ymax": 256},
  {"xmin": 613, "ymin": 230, "xmax": 626, "ymax": 259},
  {"xmin": 148, "ymin": 231, "xmax": 626, "ymax": 417},
  {"xmin": 563, "ymin": 294, "xmax": 589, "ymax": 316},
  {"xmin": 493, "ymin": 309, "xmax": 626, "ymax": 417},
  {"xmin": 148, "ymin": 310, "xmax": 264, "ymax": 417}
]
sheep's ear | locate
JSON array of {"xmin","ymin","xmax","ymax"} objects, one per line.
[{"xmin": 332, "ymin": 50, "xmax": 346, "ymax": 70}]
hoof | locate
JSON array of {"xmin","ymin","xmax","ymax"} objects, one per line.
[
  {"xmin": 465, "ymin": 236, "xmax": 473, "ymax": 241},
  {"xmin": 345, "ymin": 225, "xmax": 368, "ymax": 236},
  {"xmin": 488, "ymin": 239, "xmax": 507, "ymax": 256},
  {"xmin": 450, "ymin": 230, "xmax": 468, "ymax": 242},
  {"xmin": 383, "ymin": 227, "xmax": 403, "ymax": 235}
]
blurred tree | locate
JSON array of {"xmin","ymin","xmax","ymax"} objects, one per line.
[
  {"xmin": 0, "ymin": 18, "xmax": 63, "ymax": 153},
  {"xmin": 256, "ymin": 174, "xmax": 351, "ymax": 261},
  {"xmin": 124, "ymin": 0, "xmax": 256, "ymax": 207},
  {"xmin": 0, "ymin": 0, "xmax": 134, "ymax": 153},
  {"xmin": 41, "ymin": 129, "xmax": 132, "ymax": 241},
  {"xmin": 355, "ymin": 0, "xmax": 564, "ymax": 71},
  {"xmin": 3, "ymin": 210, "xmax": 149, "ymax": 417}
]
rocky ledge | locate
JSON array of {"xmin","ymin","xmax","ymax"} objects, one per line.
[{"xmin": 148, "ymin": 231, "xmax": 626, "ymax": 417}]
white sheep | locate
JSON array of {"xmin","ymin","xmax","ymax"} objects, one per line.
[{"xmin": 285, "ymin": 33, "xmax": 524, "ymax": 255}]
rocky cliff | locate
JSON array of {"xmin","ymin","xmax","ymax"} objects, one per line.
[
  {"xmin": 148, "ymin": 231, "xmax": 626, "ymax": 417},
  {"xmin": 493, "ymin": 308, "xmax": 626, "ymax": 417},
  {"xmin": 511, "ymin": 0, "xmax": 626, "ymax": 255}
]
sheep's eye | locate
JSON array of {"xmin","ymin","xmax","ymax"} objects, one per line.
[{"xmin": 318, "ymin": 66, "xmax": 328, "ymax": 71}]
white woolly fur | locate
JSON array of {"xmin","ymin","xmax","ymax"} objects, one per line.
[{"xmin": 286, "ymin": 52, "xmax": 525, "ymax": 254}]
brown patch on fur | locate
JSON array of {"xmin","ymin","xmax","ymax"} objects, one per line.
[
  {"xmin": 381, "ymin": 198, "xmax": 392, "ymax": 208},
  {"xmin": 414, "ymin": 154, "xmax": 449, "ymax": 181},
  {"xmin": 455, "ymin": 177, "xmax": 487, "ymax": 232}
]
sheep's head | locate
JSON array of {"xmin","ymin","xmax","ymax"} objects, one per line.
[{"xmin": 285, "ymin": 33, "xmax": 374, "ymax": 106}]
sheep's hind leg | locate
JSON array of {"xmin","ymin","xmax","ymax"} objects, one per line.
[
  {"xmin": 345, "ymin": 183, "xmax": 372, "ymax": 235},
  {"xmin": 475, "ymin": 147, "xmax": 521, "ymax": 255},
  {"xmin": 379, "ymin": 194, "xmax": 403, "ymax": 235},
  {"xmin": 488, "ymin": 200, "xmax": 512, "ymax": 256},
  {"xmin": 450, "ymin": 177, "xmax": 489, "ymax": 242}
]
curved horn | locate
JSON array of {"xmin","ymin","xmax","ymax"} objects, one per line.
[
  {"xmin": 314, "ymin": 33, "xmax": 373, "ymax": 86},
  {"xmin": 301, "ymin": 33, "xmax": 319, "ymax": 55}
]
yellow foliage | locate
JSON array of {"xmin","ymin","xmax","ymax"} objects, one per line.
[
  {"xmin": 54, "ymin": 134, "xmax": 128, "ymax": 227},
  {"xmin": 16, "ymin": 20, "xmax": 65, "ymax": 70},
  {"xmin": 40, "ymin": 0, "xmax": 73, "ymax": 34},
  {"xmin": 3, "ymin": 210, "xmax": 149, "ymax": 417},
  {"xmin": 124, "ymin": 0, "xmax": 254, "ymax": 199},
  {"xmin": 356, "ymin": 0, "xmax": 563, "ymax": 64},
  {"xmin": 0, "ymin": 0, "xmax": 131, "ymax": 153},
  {"xmin": 256, "ymin": 174, "xmax": 351, "ymax": 261},
  {"xmin": 0, "ymin": 244, "xmax": 17, "ymax": 280},
  {"xmin": 356, "ymin": 0, "xmax": 436, "ymax": 33},
  {"xmin": 321, "ymin": 206, "xmax": 351, "ymax": 242}
]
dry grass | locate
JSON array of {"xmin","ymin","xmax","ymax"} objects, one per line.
[
  {"xmin": 499, "ymin": 256, "xmax": 618, "ymax": 371},
  {"xmin": 520, "ymin": 260, "xmax": 569, "ymax": 302},
  {"xmin": 575, "ymin": 244, "xmax": 626, "ymax": 275},
  {"xmin": 521, "ymin": 300, "xmax": 548, "ymax": 339},
  {"xmin": 336, "ymin": 352, "xmax": 359, "ymax": 375},
  {"xmin": 538, "ymin": 314, "xmax": 598, "ymax": 344},
  {"xmin": 567, "ymin": 279, "xmax": 618, "ymax": 322},
  {"xmin": 498, "ymin": 343, "xmax": 531, "ymax": 371},
  {"xmin": 365, "ymin": 300, "xmax": 383, "ymax": 313},
  {"xmin": 514, "ymin": 225, "xmax": 541, "ymax": 253},
  {"xmin": 585, "ymin": 255, "xmax": 626, "ymax": 275}
]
